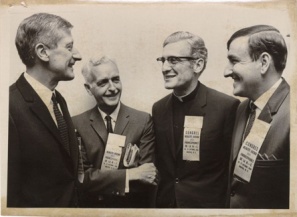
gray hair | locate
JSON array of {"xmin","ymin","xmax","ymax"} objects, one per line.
[
  {"xmin": 163, "ymin": 31, "xmax": 208, "ymax": 72},
  {"xmin": 81, "ymin": 56, "xmax": 118, "ymax": 83},
  {"xmin": 15, "ymin": 13, "xmax": 73, "ymax": 67}
]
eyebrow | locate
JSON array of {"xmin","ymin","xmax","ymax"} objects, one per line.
[
  {"xmin": 96, "ymin": 76, "xmax": 120, "ymax": 83},
  {"xmin": 227, "ymin": 54, "xmax": 239, "ymax": 61}
]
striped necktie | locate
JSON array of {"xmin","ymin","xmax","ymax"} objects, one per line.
[{"xmin": 52, "ymin": 93, "xmax": 70, "ymax": 154}]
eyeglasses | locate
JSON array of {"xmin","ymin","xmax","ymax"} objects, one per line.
[{"xmin": 156, "ymin": 56, "xmax": 198, "ymax": 66}]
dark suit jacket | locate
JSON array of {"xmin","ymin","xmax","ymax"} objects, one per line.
[
  {"xmin": 72, "ymin": 103, "xmax": 155, "ymax": 208},
  {"xmin": 229, "ymin": 79, "xmax": 290, "ymax": 208},
  {"xmin": 152, "ymin": 82, "xmax": 240, "ymax": 208},
  {"xmin": 8, "ymin": 73, "xmax": 79, "ymax": 207}
]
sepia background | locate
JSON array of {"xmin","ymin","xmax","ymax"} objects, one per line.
[{"xmin": 1, "ymin": 1, "xmax": 296, "ymax": 216}]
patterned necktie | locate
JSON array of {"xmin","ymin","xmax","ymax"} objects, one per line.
[
  {"xmin": 105, "ymin": 115, "xmax": 113, "ymax": 133},
  {"xmin": 52, "ymin": 93, "xmax": 70, "ymax": 154},
  {"xmin": 242, "ymin": 102, "xmax": 257, "ymax": 142}
]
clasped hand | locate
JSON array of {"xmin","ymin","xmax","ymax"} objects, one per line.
[{"xmin": 129, "ymin": 163, "xmax": 158, "ymax": 185}]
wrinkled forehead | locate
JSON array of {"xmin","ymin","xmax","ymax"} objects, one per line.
[{"xmin": 89, "ymin": 62, "xmax": 119, "ymax": 81}]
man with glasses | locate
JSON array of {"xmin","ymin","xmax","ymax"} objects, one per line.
[{"xmin": 152, "ymin": 31, "xmax": 239, "ymax": 208}]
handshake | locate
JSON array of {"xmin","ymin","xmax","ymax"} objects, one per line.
[{"xmin": 129, "ymin": 163, "xmax": 159, "ymax": 185}]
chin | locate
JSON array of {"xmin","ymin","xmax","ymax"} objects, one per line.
[{"xmin": 164, "ymin": 83, "xmax": 176, "ymax": 90}]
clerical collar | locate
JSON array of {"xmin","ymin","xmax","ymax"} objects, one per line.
[{"xmin": 173, "ymin": 82, "xmax": 199, "ymax": 103}]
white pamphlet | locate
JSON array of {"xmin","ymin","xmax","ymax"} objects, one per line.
[
  {"xmin": 183, "ymin": 116, "xmax": 203, "ymax": 161},
  {"xmin": 101, "ymin": 133, "xmax": 126, "ymax": 170},
  {"xmin": 234, "ymin": 119, "xmax": 270, "ymax": 182}
]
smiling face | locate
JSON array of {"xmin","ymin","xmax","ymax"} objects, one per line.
[
  {"xmin": 161, "ymin": 40, "xmax": 198, "ymax": 96},
  {"xmin": 86, "ymin": 62, "xmax": 122, "ymax": 114},
  {"xmin": 47, "ymin": 29, "xmax": 82, "ymax": 81},
  {"xmin": 224, "ymin": 36, "xmax": 262, "ymax": 100}
]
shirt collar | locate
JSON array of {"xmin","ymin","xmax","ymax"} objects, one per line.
[
  {"xmin": 24, "ymin": 72, "xmax": 55, "ymax": 107},
  {"xmin": 253, "ymin": 78, "xmax": 282, "ymax": 111},
  {"xmin": 98, "ymin": 102, "xmax": 121, "ymax": 122}
]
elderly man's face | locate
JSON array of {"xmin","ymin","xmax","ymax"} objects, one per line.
[
  {"xmin": 224, "ymin": 36, "xmax": 262, "ymax": 100},
  {"xmin": 46, "ymin": 29, "xmax": 82, "ymax": 81},
  {"xmin": 161, "ymin": 40, "xmax": 198, "ymax": 96},
  {"xmin": 86, "ymin": 62, "xmax": 122, "ymax": 113}
]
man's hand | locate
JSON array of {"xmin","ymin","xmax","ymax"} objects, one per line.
[{"xmin": 129, "ymin": 163, "xmax": 158, "ymax": 185}]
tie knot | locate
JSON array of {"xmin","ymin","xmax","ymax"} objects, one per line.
[
  {"xmin": 250, "ymin": 102, "xmax": 257, "ymax": 112},
  {"xmin": 105, "ymin": 115, "xmax": 112, "ymax": 121}
]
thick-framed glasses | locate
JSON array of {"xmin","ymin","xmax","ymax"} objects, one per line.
[{"xmin": 156, "ymin": 56, "xmax": 198, "ymax": 66}]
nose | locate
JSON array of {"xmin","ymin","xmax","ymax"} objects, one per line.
[
  {"xmin": 224, "ymin": 63, "xmax": 233, "ymax": 78},
  {"xmin": 72, "ymin": 48, "xmax": 82, "ymax": 61},
  {"xmin": 162, "ymin": 60, "xmax": 172, "ymax": 73},
  {"xmin": 108, "ymin": 81, "xmax": 116, "ymax": 91}
]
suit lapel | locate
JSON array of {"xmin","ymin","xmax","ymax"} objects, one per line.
[
  {"xmin": 188, "ymin": 82, "xmax": 207, "ymax": 115},
  {"xmin": 232, "ymin": 79, "xmax": 290, "ymax": 160},
  {"xmin": 232, "ymin": 100, "xmax": 250, "ymax": 160},
  {"xmin": 89, "ymin": 107, "xmax": 108, "ymax": 145},
  {"xmin": 16, "ymin": 75, "xmax": 64, "ymax": 149},
  {"xmin": 161, "ymin": 95, "xmax": 176, "ymax": 159},
  {"xmin": 114, "ymin": 103, "xmax": 129, "ymax": 135},
  {"xmin": 258, "ymin": 79, "xmax": 289, "ymax": 123}
]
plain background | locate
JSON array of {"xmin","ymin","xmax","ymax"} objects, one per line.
[{"xmin": 1, "ymin": 1, "xmax": 296, "ymax": 216}]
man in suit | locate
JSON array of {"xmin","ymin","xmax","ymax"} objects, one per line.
[
  {"xmin": 224, "ymin": 25, "xmax": 290, "ymax": 208},
  {"xmin": 8, "ymin": 13, "xmax": 82, "ymax": 207},
  {"xmin": 152, "ymin": 31, "xmax": 240, "ymax": 208},
  {"xmin": 72, "ymin": 56, "xmax": 157, "ymax": 208}
]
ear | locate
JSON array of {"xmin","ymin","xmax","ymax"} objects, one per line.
[
  {"xmin": 35, "ymin": 43, "xmax": 49, "ymax": 62},
  {"xmin": 193, "ymin": 58, "xmax": 205, "ymax": 75},
  {"xmin": 259, "ymin": 52, "xmax": 271, "ymax": 75},
  {"xmin": 84, "ymin": 83, "xmax": 93, "ymax": 96}
]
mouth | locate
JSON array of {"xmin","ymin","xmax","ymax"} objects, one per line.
[
  {"xmin": 163, "ymin": 72, "xmax": 177, "ymax": 80},
  {"xmin": 230, "ymin": 73, "xmax": 240, "ymax": 81},
  {"xmin": 104, "ymin": 92, "xmax": 120, "ymax": 98},
  {"xmin": 68, "ymin": 62, "xmax": 75, "ymax": 68}
]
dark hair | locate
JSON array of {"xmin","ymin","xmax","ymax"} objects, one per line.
[
  {"xmin": 164, "ymin": 31, "xmax": 208, "ymax": 72},
  {"xmin": 227, "ymin": 25, "xmax": 287, "ymax": 73},
  {"xmin": 15, "ymin": 13, "xmax": 73, "ymax": 67}
]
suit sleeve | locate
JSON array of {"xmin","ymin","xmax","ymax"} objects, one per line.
[
  {"xmin": 137, "ymin": 114, "xmax": 155, "ymax": 165},
  {"xmin": 7, "ymin": 114, "xmax": 21, "ymax": 207},
  {"xmin": 81, "ymin": 140, "xmax": 127, "ymax": 196},
  {"xmin": 224, "ymin": 99, "xmax": 240, "ymax": 206},
  {"xmin": 223, "ymin": 99, "xmax": 240, "ymax": 157}
]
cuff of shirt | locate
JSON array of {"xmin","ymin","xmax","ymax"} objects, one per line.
[{"xmin": 125, "ymin": 169, "xmax": 129, "ymax": 193}]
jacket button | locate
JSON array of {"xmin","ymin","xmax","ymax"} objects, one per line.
[
  {"xmin": 230, "ymin": 191, "xmax": 235, "ymax": 197},
  {"xmin": 175, "ymin": 178, "xmax": 179, "ymax": 183}
]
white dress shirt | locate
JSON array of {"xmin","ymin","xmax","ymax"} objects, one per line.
[
  {"xmin": 253, "ymin": 78, "xmax": 283, "ymax": 118},
  {"xmin": 24, "ymin": 72, "xmax": 61, "ymax": 126}
]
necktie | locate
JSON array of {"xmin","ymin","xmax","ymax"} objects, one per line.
[
  {"xmin": 52, "ymin": 93, "xmax": 70, "ymax": 154},
  {"xmin": 242, "ymin": 102, "xmax": 257, "ymax": 142},
  {"xmin": 105, "ymin": 115, "xmax": 113, "ymax": 133}
]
